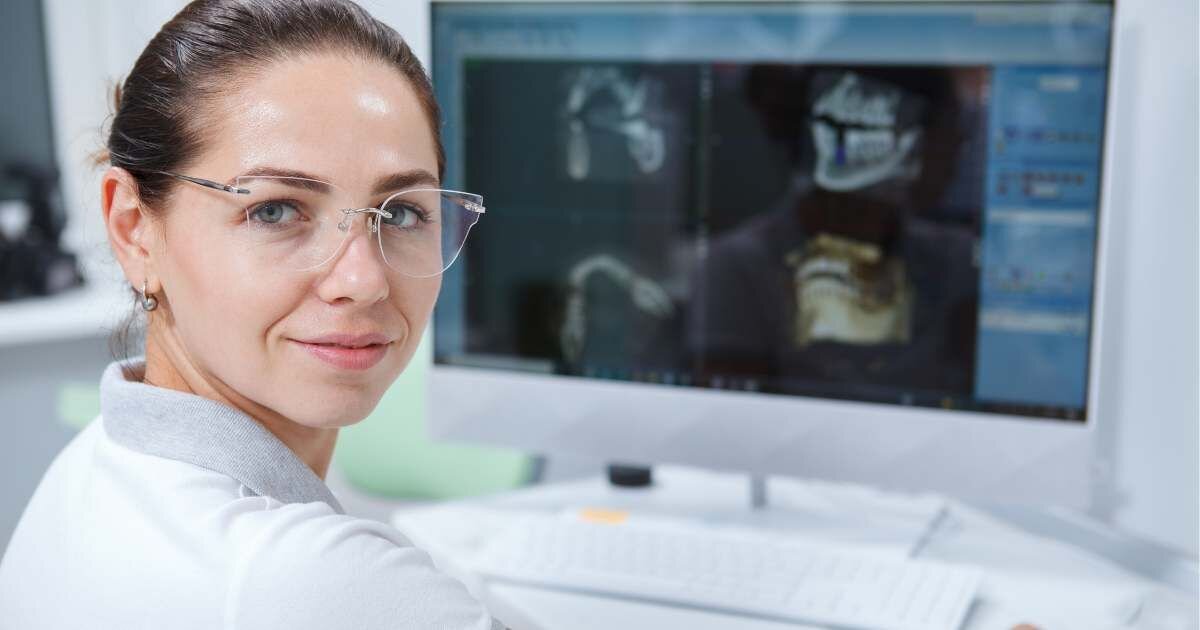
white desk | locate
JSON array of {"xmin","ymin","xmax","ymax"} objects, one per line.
[{"xmin": 391, "ymin": 466, "xmax": 1198, "ymax": 630}]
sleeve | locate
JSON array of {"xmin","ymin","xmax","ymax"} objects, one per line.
[{"xmin": 226, "ymin": 502, "xmax": 505, "ymax": 630}]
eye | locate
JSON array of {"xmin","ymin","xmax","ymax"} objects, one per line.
[
  {"xmin": 381, "ymin": 202, "xmax": 428, "ymax": 229},
  {"xmin": 248, "ymin": 201, "xmax": 301, "ymax": 225}
]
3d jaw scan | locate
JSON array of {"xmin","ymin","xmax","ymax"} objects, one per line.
[
  {"xmin": 809, "ymin": 71, "xmax": 925, "ymax": 192},
  {"xmin": 563, "ymin": 67, "xmax": 667, "ymax": 180},
  {"xmin": 782, "ymin": 70, "xmax": 934, "ymax": 347},
  {"xmin": 786, "ymin": 234, "xmax": 914, "ymax": 347}
]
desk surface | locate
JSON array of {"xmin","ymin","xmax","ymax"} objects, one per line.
[{"xmin": 390, "ymin": 466, "xmax": 1198, "ymax": 630}]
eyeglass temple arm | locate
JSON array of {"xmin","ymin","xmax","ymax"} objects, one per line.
[
  {"xmin": 158, "ymin": 171, "xmax": 251, "ymax": 195},
  {"xmin": 440, "ymin": 189, "xmax": 486, "ymax": 214}
]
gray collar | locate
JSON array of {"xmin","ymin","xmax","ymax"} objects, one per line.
[{"xmin": 99, "ymin": 359, "xmax": 344, "ymax": 514}]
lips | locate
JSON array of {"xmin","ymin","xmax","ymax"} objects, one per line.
[
  {"xmin": 291, "ymin": 333, "xmax": 392, "ymax": 370},
  {"xmin": 298, "ymin": 333, "xmax": 390, "ymax": 348}
]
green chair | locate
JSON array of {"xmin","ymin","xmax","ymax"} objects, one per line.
[
  {"xmin": 57, "ymin": 382, "xmax": 101, "ymax": 431},
  {"xmin": 334, "ymin": 332, "xmax": 536, "ymax": 499}
]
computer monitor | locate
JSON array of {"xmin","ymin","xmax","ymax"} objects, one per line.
[{"xmin": 428, "ymin": 1, "xmax": 1116, "ymax": 506}]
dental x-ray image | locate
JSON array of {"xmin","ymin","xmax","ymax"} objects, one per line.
[
  {"xmin": 691, "ymin": 64, "xmax": 988, "ymax": 402},
  {"xmin": 563, "ymin": 67, "xmax": 668, "ymax": 181},
  {"xmin": 786, "ymin": 232, "xmax": 914, "ymax": 348},
  {"xmin": 457, "ymin": 60, "xmax": 696, "ymax": 372},
  {"xmin": 452, "ymin": 58, "xmax": 993, "ymax": 408},
  {"xmin": 560, "ymin": 253, "xmax": 675, "ymax": 365},
  {"xmin": 808, "ymin": 70, "xmax": 927, "ymax": 193}
]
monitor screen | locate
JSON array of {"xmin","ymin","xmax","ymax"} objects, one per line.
[{"xmin": 431, "ymin": 2, "xmax": 1113, "ymax": 422}]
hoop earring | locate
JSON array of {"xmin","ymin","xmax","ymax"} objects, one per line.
[{"xmin": 140, "ymin": 280, "xmax": 158, "ymax": 312}]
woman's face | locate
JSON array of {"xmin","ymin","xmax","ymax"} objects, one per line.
[{"xmin": 145, "ymin": 52, "xmax": 442, "ymax": 428}]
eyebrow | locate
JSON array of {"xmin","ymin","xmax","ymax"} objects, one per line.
[
  {"xmin": 228, "ymin": 167, "xmax": 439, "ymax": 195},
  {"xmin": 370, "ymin": 170, "xmax": 440, "ymax": 195}
]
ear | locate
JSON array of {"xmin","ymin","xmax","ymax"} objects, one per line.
[{"xmin": 101, "ymin": 167, "xmax": 160, "ymax": 293}]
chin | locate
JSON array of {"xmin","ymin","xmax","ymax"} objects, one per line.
[
  {"xmin": 281, "ymin": 385, "xmax": 387, "ymax": 429},
  {"xmin": 289, "ymin": 404, "xmax": 375, "ymax": 430}
]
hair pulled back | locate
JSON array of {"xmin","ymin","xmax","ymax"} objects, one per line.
[{"xmin": 102, "ymin": 0, "xmax": 443, "ymax": 214}]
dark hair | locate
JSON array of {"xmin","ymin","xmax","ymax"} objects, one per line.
[{"xmin": 103, "ymin": 0, "xmax": 443, "ymax": 361}]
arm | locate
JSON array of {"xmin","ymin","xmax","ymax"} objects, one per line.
[{"xmin": 227, "ymin": 503, "xmax": 504, "ymax": 630}]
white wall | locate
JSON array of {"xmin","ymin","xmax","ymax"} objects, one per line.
[
  {"xmin": 1093, "ymin": 0, "xmax": 1199, "ymax": 555},
  {"xmin": 30, "ymin": 0, "xmax": 1200, "ymax": 555},
  {"xmin": 41, "ymin": 1, "xmax": 183, "ymax": 287}
]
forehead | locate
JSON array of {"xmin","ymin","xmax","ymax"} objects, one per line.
[{"xmin": 196, "ymin": 52, "xmax": 439, "ymax": 189}]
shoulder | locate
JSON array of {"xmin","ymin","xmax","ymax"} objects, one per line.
[{"xmin": 225, "ymin": 501, "xmax": 497, "ymax": 630}]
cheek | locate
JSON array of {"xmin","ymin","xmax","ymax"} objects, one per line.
[
  {"xmin": 390, "ymin": 276, "xmax": 441, "ymax": 361},
  {"xmin": 161, "ymin": 222, "xmax": 301, "ymax": 363}
]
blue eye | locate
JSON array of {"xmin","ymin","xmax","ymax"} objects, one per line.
[
  {"xmin": 249, "ymin": 201, "xmax": 301, "ymax": 225},
  {"xmin": 381, "ymin": 203, "xmax": 428, "ymax": 229}
]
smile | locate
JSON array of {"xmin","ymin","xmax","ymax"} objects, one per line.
[{"xmin": 290, "ymin": 334, "xmax": 392, "ymax": 370}]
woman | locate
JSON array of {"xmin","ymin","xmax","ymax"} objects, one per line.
[{"xmin": 0, "ymin": 1, "xmax": 500, "ymax": 628}]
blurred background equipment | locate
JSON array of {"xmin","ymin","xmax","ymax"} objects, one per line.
[
  {"xmin": 0, "ymin": 163, "xmax": 84, "ymax": 301},
  {"xmin": 0, "ymin": 0, "xmax": 83, "ymax": 302}
]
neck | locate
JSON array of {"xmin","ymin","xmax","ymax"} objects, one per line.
[{"xmin": 143, "ymin": 325, "xmax": 338, "ymax": 480}]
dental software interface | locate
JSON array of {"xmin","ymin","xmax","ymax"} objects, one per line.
[{"xmin": 432, "ymin": 2, "xmax": 1113, "ymax": 422}]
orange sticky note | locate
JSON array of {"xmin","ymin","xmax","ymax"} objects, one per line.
[{"xmin": 577, "ymin": 508, "xmax": 629, "ymax": 525}]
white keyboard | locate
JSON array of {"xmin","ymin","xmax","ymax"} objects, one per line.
[{"xmin": 471, "ymin": 514, "xmax": 981, "ymax": 630}]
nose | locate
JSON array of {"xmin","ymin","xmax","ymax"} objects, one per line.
[{"xmin": 315, "ymin": 213, "xmax": 390, "ymax": 306}]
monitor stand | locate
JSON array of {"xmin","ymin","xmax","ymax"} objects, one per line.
[
  {"xmin": 705, "ymin": 471, "xmax": 947, "ymax": 558},
  {"xmin": 750, "ymin": 474, "xmax": 768, "ymax": 509},
  {"xmin": 600, "ymin": 465, "xmax": 945, "ymax": 557}
]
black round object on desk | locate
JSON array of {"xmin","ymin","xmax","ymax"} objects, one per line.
[{"xmin": 606, "ymin": 463, "xmax": 653, "ymax": 487}]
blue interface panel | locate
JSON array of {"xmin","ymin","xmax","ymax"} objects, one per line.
[
  {"xmin": 433, "ymin": 2, "xmax": 1113, "ymax": 421},
  {"xmin": 976, "ymin": 66, "xmax": 1109, "ymax": 412}
]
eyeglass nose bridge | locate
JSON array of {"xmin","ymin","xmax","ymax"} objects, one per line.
[{"xmin": 336, "ymin": 207, "xmax": 394, "ymax": 234}]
